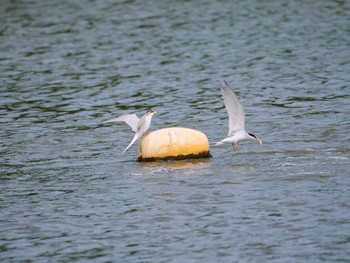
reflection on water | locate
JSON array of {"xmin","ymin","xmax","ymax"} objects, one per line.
[
  {"xmin": 139, "ymin": 158, "xmax": 212, "ymax": 171},
  {"xmin": 1, "ymin": 0, "xmax": 350, "ymax": 262}
]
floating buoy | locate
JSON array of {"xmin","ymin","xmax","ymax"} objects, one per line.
[{"xmin": 138, "ymin": 127, "xmax": 212, "ymax": 161}]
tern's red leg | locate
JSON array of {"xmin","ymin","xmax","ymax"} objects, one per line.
[
  {"xmin": 232, "ymin": 144, "xmax": 239, "ymax": 152},
  {"xmin": 142, "ymin": 130, "xmax": 151, "ymax": 137}
]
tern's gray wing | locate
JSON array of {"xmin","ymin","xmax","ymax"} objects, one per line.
[
  {"xmin": 122, "ymin": 132, "xmax": 140, "ymax": 154},
  {"xmin": 103, "ymin": 114, "xmax": 140, "ymax": 132},
  {"xmin": 136, "ymin": 112, "xmax": 151, "ymax": 134},
  {"xmin": 220, "ymin": 81, "xmax": 246, "ymax": 136}
]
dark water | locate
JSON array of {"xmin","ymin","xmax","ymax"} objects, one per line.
[{"xmin": 1, "ymin": 0, "xmax": 350, "ymax": 262}]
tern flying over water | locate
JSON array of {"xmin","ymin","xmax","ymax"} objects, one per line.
[
  {"xmin": 215, "ymin": 81, "xmax": 262, "ymax": 151},
  {"xmin": 104, "ymin": 110, "xmax": 157, "ymax": 154}
]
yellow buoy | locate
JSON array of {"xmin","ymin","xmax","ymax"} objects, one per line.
[{"xmin": 138, "ymin": 127, "xmax": 212, "ymax": 161}]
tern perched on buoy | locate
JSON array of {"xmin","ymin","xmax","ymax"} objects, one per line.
[{"xmin": 104, "ymin": 110, "xmax": 157, "ymax": 153}]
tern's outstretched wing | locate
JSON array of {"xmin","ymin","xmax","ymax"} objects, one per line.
[
  {"xmin": 220, "ymin": 81, "xmax": 246, "ymax": 136},
  {"xmin": 122, "ymin": 133, "xmax": 139, "ymax": 154},
  {"xmin": 103, "ymin": 114, "xmax": 139, "ymax": 132}
]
